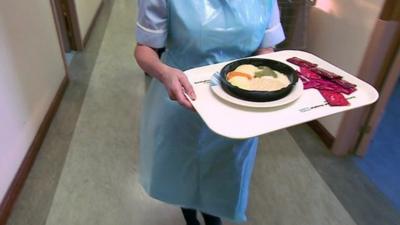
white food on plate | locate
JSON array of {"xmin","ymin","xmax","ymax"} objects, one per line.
[
  {"xmin": 234, "ymin": 64, "xmax": 259, "ymax": 77},
  {"xmin": 228, "ymin": 76, "xmax": 251, "ymax": 90},
  {"xmin": 228, "ymin": 64, "xmax": 290, "ymax": 91},
  {"xmin": 248, "ymin": 72, "xmax": 290, "ymax": 91}
]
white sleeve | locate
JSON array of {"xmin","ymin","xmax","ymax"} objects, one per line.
[
  {"xmin": 136, "ymin": 0, "xmax": 168, "ymax": 48},
  {"xmin": 259, "ymin": 0, "xmax": 286, "ymax": 48}
]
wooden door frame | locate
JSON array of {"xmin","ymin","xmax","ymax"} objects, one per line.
[
  {"xmin": 50, "ymin": 0, "xmax": 84, "ymax": 51},
  {"xmin": 50, "ymin": 0, "xmax": 70, "ymax": 71},
  {"xmin": 52, "ymin": 0, "xmax": 72, "ymax": 52},
  {"xmin": 356, "ymin": 46, "xmax": 400, "ymax": 155},
  {"xmin": 331, "ymin": 0, "xmax": 400, "ymax": 156}
]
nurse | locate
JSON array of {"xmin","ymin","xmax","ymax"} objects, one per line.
[{"xmin": 134, "ymin": 0, "xmax": 285, "ymax": 224}]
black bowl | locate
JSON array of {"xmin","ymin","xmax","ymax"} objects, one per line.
[{"xmin": 220, "ymin": 58, "xmax": 298, "ymax": 102}]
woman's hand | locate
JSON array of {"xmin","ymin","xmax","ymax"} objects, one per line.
[
  {"xmin": 160, "ymin": 66, "xmax": 197, "ymax": 111},
  {"xmin": 134, "ymin": 44, "xmax": 196, "ymax": 111}
]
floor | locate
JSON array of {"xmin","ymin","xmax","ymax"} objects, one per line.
[
  {"xmin": 355, "ymin": 79, "xmax": 400, "ymax": 210},
  {"xmin": 6, "ymin": 0, "xmax": 400, "ymax": 225}
]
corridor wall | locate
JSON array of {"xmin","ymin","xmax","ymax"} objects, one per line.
[{"xmin": 0, "ymin": 0, "xmax": 66, "ymax": 202}]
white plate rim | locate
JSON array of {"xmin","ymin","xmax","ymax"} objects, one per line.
[{"xmin": 210, "ymin": 80, "xmax": 304, "ymax": 108}]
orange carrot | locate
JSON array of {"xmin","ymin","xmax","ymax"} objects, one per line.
[{"xmin": 226, "ymin": 71, "xmax": 252, "ymax": 80}]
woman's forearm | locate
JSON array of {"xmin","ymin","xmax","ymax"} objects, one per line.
[
  {"xmin": 134, "ymin": 43, "xmax": 169, "ymax": 82},
  {"xmin": 255, "ymin": 47, "xmax": 274, "ymax": 55}
]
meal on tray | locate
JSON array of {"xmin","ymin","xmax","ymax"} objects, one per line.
[
  {"xmin": 287, "ymin": 57, "xmax": 357, "ymax": 106},
  {"xmin": 219, "ymin": 58, "xmax": 298, "ymax": 102},
  {"xmin": 226, "ymin": 64, "xmax": 291, "ymax": 91}
]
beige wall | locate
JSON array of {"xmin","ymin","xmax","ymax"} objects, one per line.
[
  {"xmin": 74, "ymin": 0, "xmax": 102, "ymax": 41},
  {"xmin": 307, "ymin": 0, "xmax": 385, "ymax": 137},
  {"xmin": 0, "ymin": 1, "xmax": 65, "ymax": 202}
]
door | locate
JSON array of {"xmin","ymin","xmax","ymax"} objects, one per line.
[{"xmin": 331, "ymin": 0, "xmax": 400, "ymax": 156}]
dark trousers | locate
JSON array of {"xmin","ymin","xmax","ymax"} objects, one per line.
[{"xmin": 181, "ymin": 208, "xmax": 222, "ymax": 225}]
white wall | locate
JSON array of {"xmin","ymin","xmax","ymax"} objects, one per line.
[
  {"xmin": 0, "ymin": 0, "xmax": 65, "ymax": 202},
  {"xmin": 307, "ymin": 0, "xmax": 385, "ymax": 137},
  {"xmin": 74, "ymin": 0, "xmax": 102, "ymax": 41}
]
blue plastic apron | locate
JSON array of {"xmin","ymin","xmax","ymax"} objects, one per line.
[{"xmin": 139, "ymin": 0, "xmax": 272, "ymax": 222}]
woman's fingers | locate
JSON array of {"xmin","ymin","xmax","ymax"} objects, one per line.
[
  {"xmin": 162, "ymin": 67, "xmax": 196, "ymax": 111},
  {"xmin": 178, "ymin": 74, "xmax": 196, "ymax": 100},
  {"xmin": 168, "ymin": 84, "xmax": 195, "ymax": 111},
  {"xmin": 175, "ymin": 90, "xmax": 195, "ymax": 111}
]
